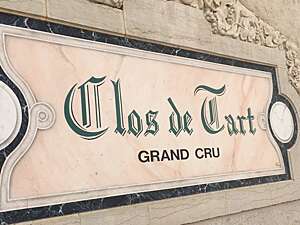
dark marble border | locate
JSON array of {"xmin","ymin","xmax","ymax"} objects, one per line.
[{"xmin": 0, "ymin": 11, "xmax": 297, "ymax": 224}]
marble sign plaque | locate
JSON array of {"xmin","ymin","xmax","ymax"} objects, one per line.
[{"xmin": 0, "ymin": 18, "xmax": 297, "ymax": 218}]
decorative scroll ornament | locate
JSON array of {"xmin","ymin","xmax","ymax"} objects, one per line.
[
  {"xmin": 167, "ymin": 0, "xmax": 300, "ymax": 94},
  {"xmin": 88, "ymin": 0, "xmax": 123, "ymax": 8}
]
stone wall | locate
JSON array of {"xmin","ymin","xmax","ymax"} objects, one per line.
[
  {"xmin": 0, "ymin": 0, "xmax": 300, "ymax": 224},
  {"xmin": 14, "ymin": 199, "xmax": 300, "ymax": 225},
  {"xmin": 192, "ymin": 199, "xmax": 300, "ymax": 225}
]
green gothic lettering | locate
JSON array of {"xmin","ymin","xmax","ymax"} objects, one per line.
[
  {"xmin": 145, "ymin": 111, "xmax": 159, "ymax": 136},
  {"xmin": 247, "ymin": 108, "xmax": 256, "ymax": 135},
  {"xmin": 112, "ymin": 80, "xmax": 161, "ymax": 137},
  {"xmin": 183, "ymin": 112, "xmax": 193, "ymax": 135},
  {"xmin": 112, "ymin": 79, "xmax": 126, "ymax": 136},
  {"xmin": 225, "ymin": 115, "xmax": 239, "ymax": 136},
  {"xmin": 65, "ymin": 77, "xmax": 257, "ymax": 140},
  {"xmin": 168, "ymin": 97, "xmax": 183, "ymax": 136},
  {"xmin": 168, "ymin": 98, "xmax": 193, "ymax": 136},
  {"xmin": 194, "ymin": 85, "xmax": 225, "ymax": 134},
  {"xmin": 128, "ymin": 110, "xmax": 143, "ymax": 137},
  {"xmin": 64, "ymin": 76, "xmax": 109, "ymax": 140},
  {"xmin": 194, "ymin": 84, "xmax": 256, "ymax": 136}
]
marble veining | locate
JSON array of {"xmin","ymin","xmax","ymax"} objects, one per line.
[{"xmin": 0, "ymin": 11, "xmax": 297, "ymax": 225}]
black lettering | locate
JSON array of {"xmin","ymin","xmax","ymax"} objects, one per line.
[
  {"xmin": 170, "ymin": 149, "xmax": 180, "ymax": 160},
  {"xmin": 180, "ymin": 149, "xmax": 189, "ymax": 160},
  {"xmin": 212, "ymin": 147, "xmax": 220, "ymax": 158},
  {"xmin": 161, "ymin": 150, "xmax": 171, "ymax": 161},
  {"xmin": 204, "ymin": 148, "xmax": 212, "ymax": 158},
  {"xmin": 225, "ymin": 114, "xmax": 239, "ymax": 136},
  {"xmin": 138, "ymin": 151, "xmax": 149, "ymax": 163},
  {"xmin": 195, "ymin": 148, "xmax": 204, "ymax": 159},
  {"xmin": 150, "ymin": 150, "xmax": 160, "ymax": 162}
]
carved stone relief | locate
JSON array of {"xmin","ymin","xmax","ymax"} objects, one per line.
[
  {"xmin": 83, "ymin": 0, "xmax": 300, "ymax": 93},
  {"xmin": 167, "ymin": 0, "xmax": 204, "ymax": 8},
  {"xmin": 88, "ymin": 0, "xmax": 123, "ymax": 8},
  {"xmin": 167, "ymin": 0, "xmax": 300, "ymax": 94},
  {"xmin": 83, "ymin": 0, "xmax": 300, "ymax": 94}
]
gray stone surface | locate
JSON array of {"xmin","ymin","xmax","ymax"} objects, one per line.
[
  {"xmin": 189, "ymin": 199, "xmax": 300, "ymax": 225},
  {"xmin": 14, "ymin": 200, "xmax": 300, "ymax": 225},
  {"xmin": 47, "ymin": 0, "xmax": 125, "ymax": 34},
  {"xmin": 15, "ymin": 214, "xmax": 80, "ymax": 225},
  {"xmin": 0, "ymin": 0, "xmax": 46, "ymax": 16},
  {"xmin": 80, "ymin": 205, "xmax": 150, "ymax": 225},
  {"xmin": 240, "ymin": 0, "xmax": 300, "ymax": 47}
]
